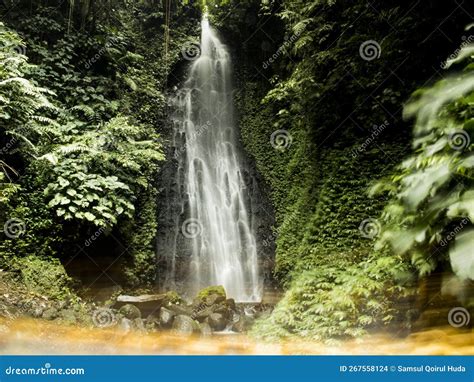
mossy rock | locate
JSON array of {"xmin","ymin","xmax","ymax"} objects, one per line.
[
  {"xmin": 163, "ymin": 291, "xmax": 183, "ymax": 305},
  {"xmin": 196, "ymin": 286, "xmax": 226, "ymax": 301},
  {"xmin": 119, "ymin": 304, "xmax": 142, "ymax": 320},
  {"xmin": 14, "ymin": 256, "xmax": 73, "ymax": 300}
]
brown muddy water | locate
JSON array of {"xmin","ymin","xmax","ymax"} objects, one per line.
[{"xmin": 0, "ymin": 318, "xmax": 472, "ymax": 355}]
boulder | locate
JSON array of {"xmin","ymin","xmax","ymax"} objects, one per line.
[
  {"xmin": 118, "ymin": 317, "xmax": 133, "ymax": 333},
  {"xmin": 200, "ymin": 322, "xmax": 213, "ymax": 337},
  {"xmin": 225, "ymin": 298, "xmax": 236, "ymax": 311},
  {"xmin": 231, "ymin": 314, "xmax": 254, "ymax": 333},
  {"xmin": 159, "ymin": 307, "xmax": 175, "ymax": 328},
  {"xmin": 133, "ymin": 318, "xmax": 146, "ymax": 333},
  {"xmin": 168, "ymin": 303, "xmax": 192, "ymax": 316},
  {"xmin": 118, "ymin": 304, "xmax": 142, "ymax": 320},
  {"xmin": 207, "ymin": 312, "xmax": 227, "ymax": 331},
  {"xmin": 59, "ymin": 309, "xmax": 77, "ymax": 324},
  {"xmin": 115, "ymin": 292, "xmax": 182, "ymax": 316},
  {"xmin": 42, "ymin": 307, "xmax": 58, "ymax": 321},
  {"xmin": 205, "ymin": 293, "xmax": 226, "ymax": 306},
  {"xmin": 145, "ymin": 315, "xmax": 161, "ymax": 332},
  {"xmin": 172, "ymin": 315, "xmax": 200, "ymax": 336},
  {"xmin": 196, "ymin": 286, "xmax": 226, "ymax": 302}
]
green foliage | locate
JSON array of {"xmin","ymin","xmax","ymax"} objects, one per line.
[
  {"xmin": 0, "ymin": 1, "xmax": 175, "ymax": 291},
  {"xmin": 196, "ymin": 285, "xmax": 226, "ymax": 300},
  {"xmin": 42, "ymin": 116, "xmax": 163, "ymax": 228},
  {"xmin": 253, "ymin": 255, "xmax": 414, "ymax": 341},
  {"xmin": 232, "ymin": 0, "xmax": 467, "ymax": 339},
  {"xmin": 12, "ymin": 255, "xmax": 74, "ymax": 299},
  {"xmin": 0, "ymin": 23, "xmax": 58, "ymax": 166},
  {"xmin": 373, "ymin": 46, "xmax": 474, "ymax": 280},
  {"xmin": 44, "ymin": 161, "xmax": 134, "ymax": 228},
  {"xmin": 120, "ymin": 187, "xmax": 159, "ymax": 287}
]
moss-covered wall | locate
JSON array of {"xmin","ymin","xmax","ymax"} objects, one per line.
[{"xmin": 221, "ymin": 0, "xmax": 471, "ymax": 286}]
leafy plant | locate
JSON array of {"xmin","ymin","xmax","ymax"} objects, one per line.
[
  {"xmin": 372, "ymin": 45, "xmax": 474, "ymax": 280},
  {"xmin": 42, "ymin": 116, "xmax": 164, "ymax": 228},
  {"xmin": 253, "ymin": 255, "xmax": 414, "ymax": 341},
  {"xmin": 0, "ymin": 23, "xmax": 59, "ymax": 167}
]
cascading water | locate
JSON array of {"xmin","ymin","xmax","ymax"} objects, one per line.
[{"xmin": 162, "ymin": 15, "xmax": 262, "ymax": 302}]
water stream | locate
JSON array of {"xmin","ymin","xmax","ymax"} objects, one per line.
[{"xmin": 161, "ymin": 16, "xmax": 262, "ymax": 302}]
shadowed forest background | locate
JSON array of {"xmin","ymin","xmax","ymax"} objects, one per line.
[{"xmin": 0, "ymin": 0, "xmax": 472, "ymax": 351}]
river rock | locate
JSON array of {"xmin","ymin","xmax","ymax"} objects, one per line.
[
  {"xmin": 145, "ymin": 315, "xmax": 161, "ymax": 332},
  {"xmin": 30, "ymin": 306, "xmax": 44, "ymax": 318},
  {"xmin": 159, "ymin": 307, "xmax": 175, "ymax": 328},
  {"xmin": 118, "ymin": 317, "xmax": 133, "ymax": 333},
  {"xmin": 59, "ymin": 309, "xmax": 77, "ymax": 324},
  {"xmin": 231, "ymin": 314, "xmax": 254, "ymax": 333},
  {"xmin": 118, "ymin": 304, "xmax": 141, "ymax": 320},
  {"xmin": 207, "ymin": 312, "xmax": 227, "ymax": 331},
  {"xmin": 42, "ymin": 307, "xmax": 58, "ymax": 320},
  {"xmin": 200, "ymin": 322, "xmax": 213, "ymax": 337},
  {"xmin": 205, "ymin": 293, "xmax": 226, "ymax": 306},
  {"xmin": 168, "ymin": 303, "xmax": 192, "ymax": 316},
  {"xmin": 115, "ymin": 292, "xmax": 182, "ymax": 316},
  {"xmin": 195, "ymin": 286, "xmax": 226, "ymax": 303},
  {"xmin": 133, "ymin": 318, "xmax": 146, "ymax": 333},
  {"xmin": 172, "ymin": 315, "xmax": 200, "ymax": 336},
  {"xmin": 225, "ymin": 298, "xmax": 236, "ymax": 311}
]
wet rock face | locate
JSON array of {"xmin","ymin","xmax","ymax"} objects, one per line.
[
  {"xmin": 207, "ymin": 312, "xmax": 227, "ymax": 331},
  {"xmin": 118, "ymin": 304, "xmax": 142, "ymax": 320},
  {"xmin": 172, "ymin": 315, "xmax": 200, "ymax": 336},
  {"xmin": 0, "ymin": 275, "xmax": 275, "ymax": 338},
  {"xmin": 92, "ymin": 287, "xmax": 276, "ymax": 336},
  {"xmin": 159, "ymin": 307, "xmax": 175, "ymax": 328}
]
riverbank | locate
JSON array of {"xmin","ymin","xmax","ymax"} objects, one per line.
[{"xmin": 0, "ymin": 317, "xmax": 471, "ymax": 355}]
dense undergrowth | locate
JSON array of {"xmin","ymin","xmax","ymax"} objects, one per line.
[
  {"xmin": 213, "ymin": 0, "xmax": 473, "ymax": 338},
  {"xmin": 0, "ymin": 1, "xmax": 200, "ymax": 296}
]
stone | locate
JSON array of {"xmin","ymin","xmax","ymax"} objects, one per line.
[
  {"xmin": 118, "ymin": 304, "xmax": 142, "ymax": 320},
  {"xmin": 145, "ymin": 315, "xmax": 161, "ymax": 332},
  {"xmin": 159, "ymin": 307, "xmax": 175, "ymax": 328},
  {"xmin": 205, "ymin": 293, "xmax": 226, "ymax": 306},
  {"xmin": 196, "ymin": 286, "xmax": 226, "ymax": 301},
  {"xmin": 231, "ymin": 314, "xmax": 254, "ymax": 333},
  {"xmin": 42, "ymin": 307, "xmax": 58, "ymax": 320},
  {"xmin": 225, "ymin": 298, "xmax": 236, "ymax": 311},
  {"xmin": 30, "ymin": 306, "xmax": 44, "ymax": 318},
  {"xmin": 168, "ymin": 304, "xmax": 192, "ymax": 316},
  {"xmin": 59, "ymin": 309, "xmax": 77, "ymax": 324},
  {"xmin": 118, "ymin": 318, "xmax": 133, "ymax": 333},
  {"xmin": 200, "ymin": 322, "xmax": 213, "ymax": 337},
  {"xmin": 133, "ymin": 318, "xmax": 146, "ymax": 333},
  {"xmin": 172, "ymin": 315, "xmax": 200, "ymax": 336},
  {"xmin": 115, "ymin": 292, "xmax": 182, "ymax": 317},
  {"xmin": 207, "ymin": 312, "xmax": 227, "ymax": 331}
]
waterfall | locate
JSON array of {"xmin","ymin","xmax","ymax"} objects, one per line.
[{"xmin": 162, "ymin": 16, "xmax": 262, "ymax": 302}]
